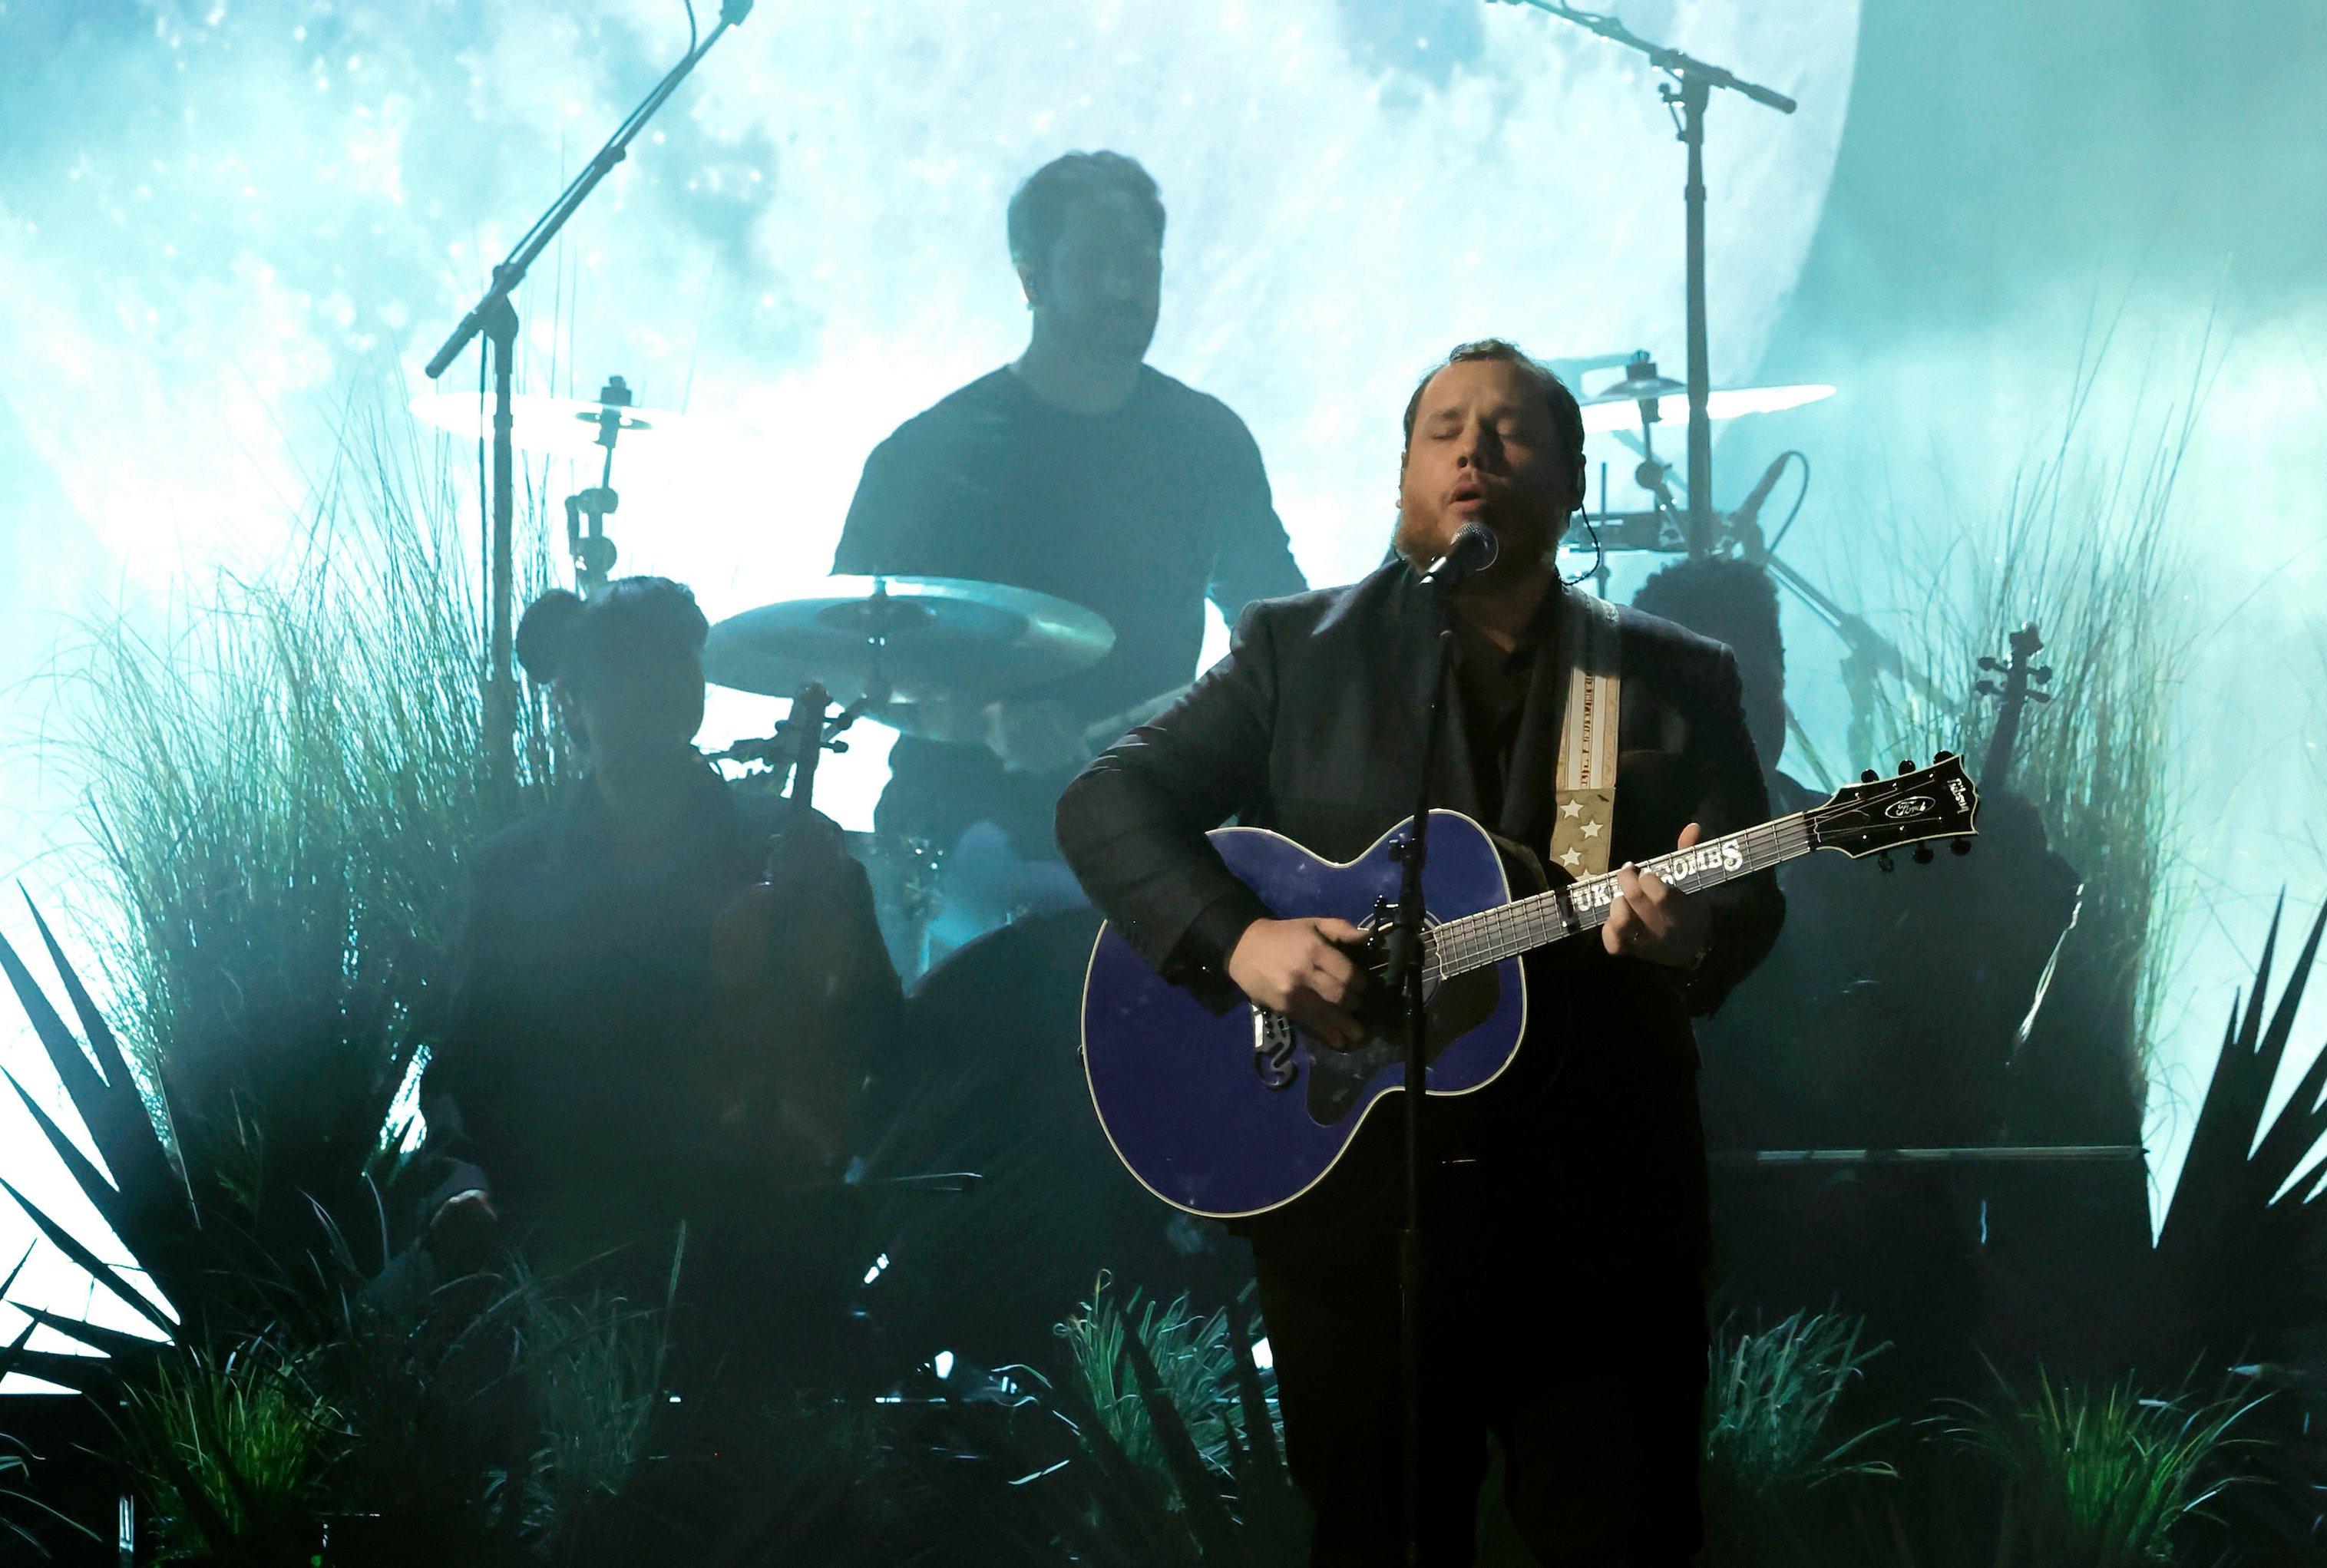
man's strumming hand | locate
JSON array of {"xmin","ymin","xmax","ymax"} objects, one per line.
[
  {"xmin": 1602, "ymin": 821, "xmax": 1714, "ymax": 969},
  {"xmin": 1226, "ymin": 916, "xmax": 1370, "ymax": 1051}
]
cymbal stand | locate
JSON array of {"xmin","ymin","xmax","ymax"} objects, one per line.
[
  {"xmin": 423, "ymin": 0, "xmax": 756, "ymax": 791},
  {"xmin": 567, "ymin": 375, "xmax": 633, "ymax": 599},
  {"xmin": 1489, "ymin": 0, "xmax": 1796, "ymax": 556},
  {"xmin": 1626, "ymin": 392, "xmax": 1689, "ymax": 546}
]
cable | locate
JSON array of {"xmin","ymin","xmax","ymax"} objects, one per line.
[
  {"xmin": 1561, "ymin": 514, "xmax": 1605, "ymax": 586},
  {"xmin": 1564, "ymin": 460, "xmax": 1611, "ymax": 586},
  {"xmin": 1762, "ymin": 451, "xmax": 1812, "ymax": 556}
]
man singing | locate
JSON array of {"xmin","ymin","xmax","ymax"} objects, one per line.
[
  {"xmin": 1056, "ymin": 341, "xmax": 1784, "ymax": 1564},
  {"xmin": 834, "ymin": 150, "xmax": 1304, "ymax": 913}
]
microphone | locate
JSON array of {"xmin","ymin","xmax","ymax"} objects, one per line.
[
  {"xmin": 1727, "ymin": 454, "xmax": 1790, "ymax": 542},
  {"xmin": 1418, "ymin": 523, "xmax": 1500, "ymax": 591}
]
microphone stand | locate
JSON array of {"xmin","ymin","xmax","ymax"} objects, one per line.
[
  {"xmin": 423, "ymin": 0, "xmax": 755, "ymax": 792},
  {"xmin": 1384, "ymin": 580, "xmax": 1459, "ymax": 1566},
  {"xmin": 1489, "ymin": 0, "xmax": 1796, "ymax": 556}
]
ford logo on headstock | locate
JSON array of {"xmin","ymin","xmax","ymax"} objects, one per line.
[{"xmin": 1883, "ymin": 797, "xmax": 1933, "ymax": 820}]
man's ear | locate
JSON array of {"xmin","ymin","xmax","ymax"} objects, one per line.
[{"xmin": 1015, "ymin": 260, "xmax": 1040, "ymax": 310}]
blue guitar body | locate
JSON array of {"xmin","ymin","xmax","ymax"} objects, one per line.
[{"xmin": 1079, "ymin": 810, "xmax": 1528, "ymax": 1219}]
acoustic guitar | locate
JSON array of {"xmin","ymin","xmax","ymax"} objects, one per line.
[{"xmin": 1079, "ymin": 754, "xmax": 1981, "ymax": 1218}]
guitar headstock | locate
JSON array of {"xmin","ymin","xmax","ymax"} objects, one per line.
[
  {"xmin": 1973, "ymin": 622, "xmax": 2051, "ymax": 794},
  {"xmin": 1976, "ymin": 623, "xmax": 2053, "ymax": 708},
  {"xmin": 782, "ymin": 679, "xmax": 834, "ymax": 814},
  {"xmin": 1810, "ymin": 753, "xmax": 1981, "ymax": 860}
]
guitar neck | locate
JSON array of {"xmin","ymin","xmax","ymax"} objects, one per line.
[{"xmin": 1425, "ymin": 813, "xmax": 1814, "ymax": 981}]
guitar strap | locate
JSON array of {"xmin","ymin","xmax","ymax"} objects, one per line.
[{"xmin": 1548, "ymin": 593, "xmax": 1622, "ymax": 876}]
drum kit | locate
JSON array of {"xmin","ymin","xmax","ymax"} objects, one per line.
[{"xmin": 410, "ymin": 356, "xmax": 1839, "ymax": 976}]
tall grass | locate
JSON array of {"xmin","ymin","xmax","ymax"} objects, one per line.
[
  {"xmin": 116, "ymin": 1342, "xmax": 342, "ymax": 1560},
  {"xmin": 54, "ymin": 399, "xmax": 556, "ymax": 1230},
  {"xmin": 1704, "ymin": 1310, "xmax": 1898, "ymax": 1501},
  {"xmin": 1932, "ymin": 1368, "xmax": 2261, "ymax": 1566},
  {"xmin": 508, "ymin": 1265, "xmax": 676, "ymax": 1553},
  {"xmin": 1056, "ymin": 1276, "xmax": 1277, "ymax": 1501},
  {"xmin": 1848, "ymin": 327, "xmax": 2203, "ymax": 1112}
]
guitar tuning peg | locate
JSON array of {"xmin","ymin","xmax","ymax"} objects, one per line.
[
  {"xmin": 1952, "ymin": 839, "xmax": 1973, "ymax": 856},
  {"xmin": 828, "ymin": 741, "xmax": 850, "ymax": 754},
  {"xmin": 1898, "ymin": 759, "xmax": 1916, "ymax": 774},
  {"xmin": 2032, "ymin": 666, "xmax": 2053, "ymax": 683},
  {"xmin": 1913, "ymin": 843, "xmax": 1935, "ymax": 864},
  {"xmin": 1877, "ymin": 850, "xmax": 1896, "ymax": 874},
  {"xmin": 2028, "ymin": 691, "xmax": 2052, "ymax": 704},
  {"xmin": 1861, "ymin": 768, "xmax": 1880, "ymax": 784},
  {"xmin": 1975, "ymin": 679, "xmax": 2000, "ymax": 697},
  {"xmin": 1935, "ymin": 750, "xmax": 1958, "ymax": 762},
  {"xmin": 1977, "ymin": 656, "xmax": 2003, "ymax": 672}
]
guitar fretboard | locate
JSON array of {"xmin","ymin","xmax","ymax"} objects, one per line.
[{"xmin": 1423, "ymin": 813, "xmax": 1813, "ymax": 982}]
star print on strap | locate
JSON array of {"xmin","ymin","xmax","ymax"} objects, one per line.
[{"xmin": 1548, "ymin": 593, "xmax": 1621, "ymax": 881}]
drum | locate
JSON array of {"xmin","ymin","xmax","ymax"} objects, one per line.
[
  {"xmin": 847, "ymin": 822, "xmax": 1094, "ymax": 983},
  {"xmin": 848, "ymin": 909, "xmax": 1240, "ymax": 1371},
  {"xmin": 845, "ymin": 829, "xmax": 946, "ymax": 982}
]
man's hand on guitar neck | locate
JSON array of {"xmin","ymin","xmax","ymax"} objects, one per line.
[
  {"xmin": 1603, "ymin": 821, "xmax": 1714, "ymax": 969},
  {"xmin": 1226, "ymin": 917, "xmax": 1371, "ymax": 1051}
]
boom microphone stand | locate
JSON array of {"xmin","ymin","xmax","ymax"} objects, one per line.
[
  {"xmin": 424, "ymin": 0, "xmax": 755, "ymax": 791},
  {"xmin": 1489, "ymin": 0, "xmax": 1796, "ymax": 556}
]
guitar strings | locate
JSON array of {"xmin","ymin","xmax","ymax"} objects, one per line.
[
  {"xmin": 1417, "ymin": 767, "xmax": 1958, "ymax": 979},
  {"xmin": 1426, "ymin": 814, "xmax": 1812, "ymax": 979}
]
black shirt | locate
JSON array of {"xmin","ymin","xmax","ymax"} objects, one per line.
[
  {"xmin": 834, "ymin": 365, "xmax": 1306, "ymax": 852},
  {"xmin": 1448, "ymin": 586, "xmax": 1566, "ymax": 839}
]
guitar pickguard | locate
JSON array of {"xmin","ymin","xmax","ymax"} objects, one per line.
[{"xmin": 1298, "ymin": 963, "xmax": 1502, "ymax": 1127}]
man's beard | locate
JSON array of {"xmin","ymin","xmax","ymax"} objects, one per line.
[
  {"xmin": 1390, "ymin": 507, "xmax": 1441, "ymax": 566},
  {"xmin": 1391, "ymin": 507, "xmax": 1559, "ymax": 574},
  {"xmin": 1068, "ymin": 308, "xmax": 1156, "ymax": 364}
]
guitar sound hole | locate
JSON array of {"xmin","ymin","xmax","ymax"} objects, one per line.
[{"xmin": 1301, "ymin": 965, "xmax": 1502, "ymax": 1127}]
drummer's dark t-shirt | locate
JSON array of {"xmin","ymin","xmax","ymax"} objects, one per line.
[{"xmin": 833, "ymin": 365, "xmax": 1305, "ymax": 853}]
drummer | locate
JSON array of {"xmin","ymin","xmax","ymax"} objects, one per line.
[{"xmin": 835, "ymin": 150, "xmax": 1305, "ymax": 893}]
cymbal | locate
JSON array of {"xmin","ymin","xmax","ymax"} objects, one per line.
[
  {"xmin": 1578, "ymin": 382, "xmax": 1834, "ymax": 435},
  {"xmin": 704, "ymin": 576, "xmax": 1116, "ymax": 712},
  {"xmin": 1578, "ymin": 368, "xmax": 1690, "ymax": 406},
  {"xmin": 1541, "ymin": 349, "xmax": 1647, "ymax": 382},
  {"xmin": 407, "ymin": 391, "xmax": 722, "ymax": 459}
]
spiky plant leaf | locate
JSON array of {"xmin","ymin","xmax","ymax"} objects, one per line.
[
  {"xmin": 2154, "ymin": 899, "xmax": 2327, "ymax": 1373},
  {"xmin": 0, "ymin": 1178, "xmax": 174, "ymax": 1340},
  {"xmin": 9, "ymin": 1306, "xmax": 162, "ymax": 1365}
]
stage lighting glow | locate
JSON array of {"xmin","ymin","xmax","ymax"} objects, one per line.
[{"xmin": 0, "ymin": 0, "xmax": 1859, "ymax": 833}]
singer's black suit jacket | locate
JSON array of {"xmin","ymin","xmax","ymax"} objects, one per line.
[
  {"xmin": 1056, "ymin": 560, "xmax": 1783, "ymax": 1559},
  {"xmin": 1058, "ymin": 560, "xmax": 1781, "ymax": 1014},
  {"xmin": 1055, "ymin": 560, "xmax": 1784, "ymax": 1217}
]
